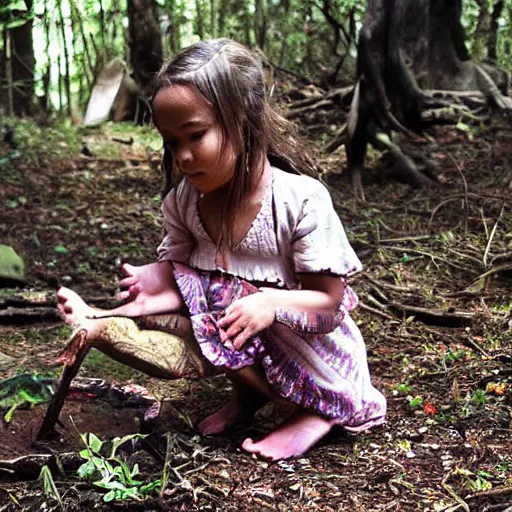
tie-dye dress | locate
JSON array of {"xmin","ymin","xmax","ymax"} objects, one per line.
[{"xmin": 157, "ymin": 168, "xmax": 386, "ymax": 431}]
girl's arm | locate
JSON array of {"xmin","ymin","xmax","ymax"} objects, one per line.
[
  {"xmin": 88, "ymin": 261, "xmax": 184, "ymax": 319},
  {"xmin": 260, "ymin": 274, "xmax": 345, "ymax": 313},
  {"xmin": 218, "ymin": 274, "xmax": 345, "ymax": 348}
]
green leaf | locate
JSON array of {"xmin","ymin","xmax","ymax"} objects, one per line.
[
  {"xmin": 6, "ymin": 199, "xmax": 18, "ymax": 209},
  {"xmin": 400, "ymin": 253, "xmax": 410, "ymax": 263},
  {"xmin": 110, "ymin": 433, "xmax": 146, "ymax": 458},
  {"xmin": 103, "ymin": 490, "xmax": 116, "ymax": 502},
  {"xmin": 4, "ymin": 403, "xmax": 17, "ymax": 423},
  {"xmin": 408, "ymin": 396, "xmax": 424, "ymax": 408},
  {"xmin": 77, "ymin": 460, "xmax": 97, "ymax": 479},
  {"xmin": 94, "ymin": 480, "xmax": 127, "ymax": 491},
  {"xmin": 54, "ymin": 245, "xmax": 69, "ymax": 254},
  {"xmin": 79, "ymin": 448, "xmax": 92, "ymax": 459},
  {"xmin": 88, "ymin": 433, "xmax": 103, "ymax": 454}
]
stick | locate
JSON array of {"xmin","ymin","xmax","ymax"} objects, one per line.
[
  {"xmin": 483, "ymin": 202, "xmax": 505, "ymax": 267},
  {"xmin": 37, "ymin": 329, "xmax": 90, "ymax": 441}
]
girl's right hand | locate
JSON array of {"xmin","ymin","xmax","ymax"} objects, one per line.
[
  {"xmin": 117, "ymin": 261, "xmax": 173, "ymax": 302},
  {"xmin": 118, "ymin": 263, "xmax": 142, "ymax": 302}
]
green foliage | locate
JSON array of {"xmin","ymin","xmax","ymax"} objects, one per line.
[
  {"xmin": 77, "ymin": 432, "xmax": 162, "ymax": 502},
  {"xmin": 0, "ymin": 373, "xmax": 55, "ymax": 423},
  {"xmin": 408, "ymin": 395, "xmax": 424, "ymax": 409},
  {"xmin": 38, "ymin": 465, "xmax": 63, "ymax": 505},
  {"xmin": 0, "ymin": 0, "xmax": 34, "ymax": 29}
]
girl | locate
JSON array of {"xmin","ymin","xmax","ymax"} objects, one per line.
[{"xmin": 58, "ymin": 38, "xmax": 386, "ymax": 461}]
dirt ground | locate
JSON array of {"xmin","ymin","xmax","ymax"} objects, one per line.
[{"xmin": 0, "ymin": 108, "xmax": 511, "ymax": 511}]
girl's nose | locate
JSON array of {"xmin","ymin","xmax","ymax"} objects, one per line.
[{"xmin": 175, "ymin": 146, "xmax": 194, "ymax": 166}]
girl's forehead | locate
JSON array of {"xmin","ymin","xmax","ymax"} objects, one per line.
[{"xmin": 153, "ymin": 85, "xmax": 215, "ymax": 127}]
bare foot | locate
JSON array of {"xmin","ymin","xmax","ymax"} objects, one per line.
[
  {"xmin": 241, "ymin": 412, "xmax": 335, "ymax": 461},
  {"xmin": 57, "ymin": 287, "xmax": 100, "ymax": 338},
  {"xmin": 199, "ymin": 392, "xmax": 267, "ymax": 435}
]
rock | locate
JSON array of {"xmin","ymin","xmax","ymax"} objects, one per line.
[{"xmin": 0, "ymin": 245, "xmax": 25, "ymax": 287}]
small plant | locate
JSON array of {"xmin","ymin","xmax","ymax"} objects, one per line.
[
  {"xmin": 38, "ymin": 465, "xmax": 62, "ymax": 506},
  {"xmin": 408, "ymin": 395, "xmax": 424, "ymax": 409},
  {"xmin": 396, "ymin": 383, "xmax": 412, "ymax": 393},
  {"xmin": 471, "ymin": 389, "xmax": 487, "ymax": 406},
  {"xmin": 77, "ymin": 432, "xmax": 162, "ymax": 502}
]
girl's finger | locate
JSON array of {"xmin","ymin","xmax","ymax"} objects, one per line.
[
  {"xmin": 225, "ymin": 319, "xmax": 247, "ymax": 338},
  {"xmin": 116, "ymin": 290, "xmax": 130, "ymax": 301},
  {"xmin": 119, "ymin": 275, "xmax": 139, "ymax": 289},
  {"xmin": 233, "ymin": 327, "xmax": 251, "ymax": 349},
  {"xmin": 217, "ymin": 310, "xmax": 239, "ymax": 328}
]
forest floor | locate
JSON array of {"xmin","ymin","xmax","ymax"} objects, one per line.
[{"xmin": 0, "ymin": 97, "xmax": 511, "ymax": 511}]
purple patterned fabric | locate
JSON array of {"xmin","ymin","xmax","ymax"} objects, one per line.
[{"xmin": 173, "ymin": 263, "xmax": 387, "ymax": 431}]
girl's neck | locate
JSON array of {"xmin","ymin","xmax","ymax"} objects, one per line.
[{"xmin": 203, "ymin": 158, "xmax": 272, "ymax": 204}]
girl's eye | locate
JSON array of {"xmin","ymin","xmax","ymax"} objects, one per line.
[
  {"xmin": 190, "ymin": 131, "xmax": 206, "ymax": 141},
  {"xmin": 166, "ymin": 140, "xmax": 178, "ymax": 149}
]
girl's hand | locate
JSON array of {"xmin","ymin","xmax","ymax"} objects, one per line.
[
  {"xmin": 217, "ymin": 293, "xmax": 276, "ymax": 349},
  {"xmin": 117, "ymin": 262, "xmax": 172, "ymax": 302}
]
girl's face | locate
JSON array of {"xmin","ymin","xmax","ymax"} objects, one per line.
[{"xmin": 153, "ymin": 85, "xmax": 237, "ymax": 194}]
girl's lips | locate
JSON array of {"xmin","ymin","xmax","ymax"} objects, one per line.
[{"xmin": 184, "ymin": 171, "xmax": 204, "ymax": 178}]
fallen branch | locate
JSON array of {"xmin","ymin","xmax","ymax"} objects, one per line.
[
  {"xmin": 37, "ymin": 329, "xmax": 90, "ymax": 441},
  {"xmin": 0, "ymin": 307, "xmax": 61, "ymax": 324},
  {"xmin": 389, "ymin": 301, "xmax": 474, "ymax": 327},
  {"xmin": 466, "ymin": 486, "xmax": 512, "ymax": 500}
]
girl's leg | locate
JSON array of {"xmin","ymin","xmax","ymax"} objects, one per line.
[
  {"xmin": 230, "ymin": 366, "xmax": 336, "ymax": 460},
  {"xmin": 198, "ymin": 374, "xmax": 268, "ymax": 435},
  {"xmin": 57, "ymin": 288, "xmax": 211, "ymax": 379}
]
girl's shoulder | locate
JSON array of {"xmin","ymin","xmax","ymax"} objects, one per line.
[{"xmin": 272, "ymin": 167, "xmax": 333, "ymax": 210}]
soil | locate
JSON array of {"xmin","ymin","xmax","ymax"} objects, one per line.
[
  {"xmin": 0, "ymin": 399, "xmax": 141, "ymax": 460},
  {"xmin": 0, "ymin": 106, "xmax": 511, "ymax": 511}
]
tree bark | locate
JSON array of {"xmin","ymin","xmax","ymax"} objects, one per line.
[
  {"xmin": 4, "ymin": 28, "xmax": 14, "ymax": 116},
  {"xmin": 210, "ymin": 0, "xmax": 218, "ymax": 38},
  {"xmin": 196, "ymin": 0, "xmax": 206, "ymax": 39},
  {"xmin": 488, "ymin": 0, "xmax": 504, "ymax": 61},
  {"xmin": 57, "ymin": 0, "xmax": 72, "ymax": 116},
  {"xmin": 472, "ymin": 0, "xmax": 492, "ymax": 62},
  {"xmin": 10, "ymin": 0, "xmax": 35, "ymax": 116},
  {"xmin": 127, "ymin": 0, "xmax": 163, "ymax": 93},
  {"xmin": 345, "ymin": 0, "xmax": 511, "ymax": 197}
]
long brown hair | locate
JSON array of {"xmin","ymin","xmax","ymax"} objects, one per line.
[{"xmin": 152, "ymin": 38, "xmax": 314, "ymax": 249}]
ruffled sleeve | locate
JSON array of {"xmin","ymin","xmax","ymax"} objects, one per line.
[
  {"xmin": 292, "ymin": 181, "xmax": 362, "ymax": 277},
  {"xmin": 157, "ymin": 185, "xmax": 195, "ymax": 263}
]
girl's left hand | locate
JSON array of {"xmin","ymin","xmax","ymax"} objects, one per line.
[{"xmin": 217, "ymin": 292, "xmax": 276, "ymax": 349}]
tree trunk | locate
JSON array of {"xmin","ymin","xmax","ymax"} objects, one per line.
[
  {"xmin": 57, "ymin": 0, "xmax": 72, "ymax": 116},
  {"xmin": 10, "ymin": 0, "xmax": 35, "ymax": 116},
  {"xmin": 4, "ymin": 28, "xmax": 14, "ymax": 116},
  {"xmin": 218, "ymin": 0, "xmax": 228, "ymax": 36},
  {"xmin": 345, "ymin": 0, "xmax": 511, "ymax": 197},
  {"xmin": 196, "ymin": 0, "xmax": 206, "ymax": 39},
  {"xmin": 167, "ymin": 0, "xmax": 180, "ymax": 53},
  {"xmin": 488, "ymin": 0, "xmax": 504, "ymax": 61},
  {"xmin": 210, "ymin": 0, "xmax": 218, "ymax": 38},
  {"xmin": 127, "ymin": 0, "xmax": 163, "ymax": 93},
  {"xmin": 254, "ymin": 0, "xmax": 267, "ymax": 50},
  {"xmin": 472, "ymin": 0, "xmax": 492, "ymax": 62}
]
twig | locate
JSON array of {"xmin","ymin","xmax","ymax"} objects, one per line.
[
  {"xmin": 466, "ymin": 486, "xmax": 512, "ymax": 500},
  {"xmin": 483, "ymin": 202, "xmax": 505, "ymax": 267},
  {"xmin": 479, "ymin": 207, "xmax": 489, "ymax": 239},
  {"xmin": 358, "ymin": 301, "xmax": 397, "ymax": 321},
  {"xmin": 379, "ymin": 235, "xmax": 434, "ymax": 243},
  {"xmin": 472, "ymin": 263, "xmax": 512, "ymax": 282},
  {"xmin": 449, "ymin": 155, "xmax": 469, "ymax": 235},
  {"xmin": 37, "ymin": 329, "xmax": 90, "ymax": 441},
  {"xmin": 364, "ymin": 275, "xmax": 415, "ymax": 293},
  {"xmin": 441, "ymin": 471, "xmax": 470, "ymax": 512}
]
